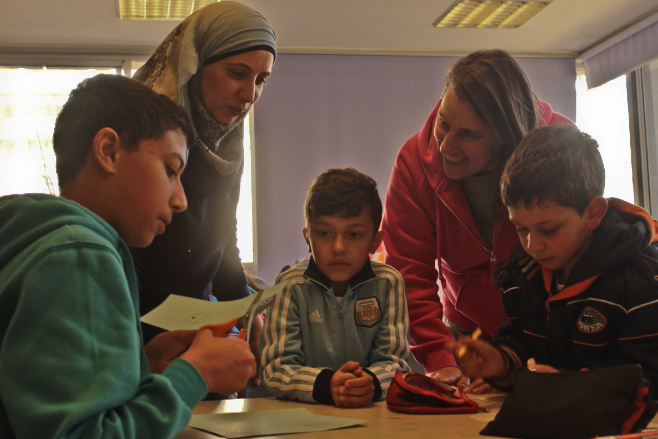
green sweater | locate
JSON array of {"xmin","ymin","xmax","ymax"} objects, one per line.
[{"xmin": 0, "ymin": 194, "xmax": 208, "ymax": 439}]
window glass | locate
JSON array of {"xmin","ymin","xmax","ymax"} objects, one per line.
[
  {"xmin": 0, "ymin": 67, "xmax": 117, "ymax": 196},
  {"xmin": 237, "ymin": 113, "xmax": 254, "ymax": 264},
  {"xmin": 639, "ymin": 60, "xmax": 658, "ymax": 215},
  {"xmin": 576, "ymin": 74, "xmax": 634, "ymax": 203},
  {"xmin": 0, "ymin": 65, "xmax": 254, "ymax": 264}
]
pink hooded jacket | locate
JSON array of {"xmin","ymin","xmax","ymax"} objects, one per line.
[{"xmin": 382, "ymin": 99, "xmax": 572, "ymax": 373}]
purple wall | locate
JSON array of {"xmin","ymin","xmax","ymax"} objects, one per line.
[{"xmin": 252, "ymin": 53, "xmax": 577, "ymax": 284}]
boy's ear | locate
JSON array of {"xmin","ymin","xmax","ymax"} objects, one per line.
[
  {"xmin": 92, "ymin": 127, "xmax": 122, "ymax": 174},
  {"xmin": 303, "ymin": 227, "xmax": 312, "ymax": 253},
  {"xmin": 369, "ymin": 230, "xmax": 384, "ymax": 254},
  {"xmin": 585, "ymin": 196, "xmax": 608, "ymax": 229}
]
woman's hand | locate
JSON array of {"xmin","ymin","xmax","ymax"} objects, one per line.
[
  {"xmin": 428, "ymin": 366, "xmax": 463, "ymax": 385},
  {"xmin": 248, "ymin": 316, "xmax": 264, "ymax": 385},
  {"xmin": 462, "ymin": 377, "xmax": 494, "ymax": 394}
]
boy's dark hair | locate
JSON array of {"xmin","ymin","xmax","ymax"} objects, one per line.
[
  {"xmin": 501, "ymin": 124, "xmax": 605, "ymax": 214},
  {"xmin": 445, "ymin": 49, "xmax": 540, "ymax": 162},
  {"xmin": 304, "ymin": 167, "xmax": 382, "ymax": 229},
  {"xmin": 53, "ymin": 74, "xmax": 195, "ymax": 187}
]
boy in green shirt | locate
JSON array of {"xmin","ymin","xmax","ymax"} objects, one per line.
[{"xmin": 0, "ymin": 74, "xmax": 257, "ymax": 439}]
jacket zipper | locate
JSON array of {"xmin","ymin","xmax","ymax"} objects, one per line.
[
  {"xmin": 337, "ymin": 300, "xmax": 346, "ymax": 364},
  {"xmin": 439, "ymin": 198, "xmax": 491, "ymax": 253},
  {"xmin": 440, "ymin": 198, "xmax": 499, "ymax": 285}
]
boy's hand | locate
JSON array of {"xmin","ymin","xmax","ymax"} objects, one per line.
[
  {"xmin": 527, "ymin": 358, "xmax": 560, "ymax": 373},
  {"xmin": 144, "ymin": 329, "xmax": 197, "ymax": 374},
  {"xmin": 331, "ymin": 361, "xmax": 375, "ymax": 408},
  {"xmin": 445, "ymin": 337, "xmax": 507, "ymax": 381},
  {"xmin": 181, "ymin": 328, "xmax": 257, "ymax": 395}
]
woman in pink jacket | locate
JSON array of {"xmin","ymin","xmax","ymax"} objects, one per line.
[{"xmin": 381, "ymin": 49, "xmax": 572, "ymax": 392}]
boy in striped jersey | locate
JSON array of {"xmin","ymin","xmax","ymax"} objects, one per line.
[
  {"xmin": 448, "ymin": 124, "xmax": 658, "ymax": 396},
  {"xmin": 261, "ymin": 167, "xmax": 417, "ymax": 406}
]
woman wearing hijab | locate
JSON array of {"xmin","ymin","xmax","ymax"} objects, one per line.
[{"xmin": 133, "ymin": 2, "xmax": 276, "ymax": 362}]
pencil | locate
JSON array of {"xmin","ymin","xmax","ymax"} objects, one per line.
[{"xmin": 458, "ymin": 328, "xmax": 482, "ymax": 358}]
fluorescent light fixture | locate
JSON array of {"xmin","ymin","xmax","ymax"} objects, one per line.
[
  {"xmin": 433, "ymin": 0, "xmax": 552, "ymax": 28},
  {"xmin": 118, "ymin": 0, "xmax": 218, "ymax": 20}
]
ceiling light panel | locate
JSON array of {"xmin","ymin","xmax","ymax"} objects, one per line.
[
  {"xmin": 119, "ymin": 0, "xmax": 218, "ymax": 20},
  {"xmin": 434, "ymin": 0, "xmax": 552, "ymax": 28}
]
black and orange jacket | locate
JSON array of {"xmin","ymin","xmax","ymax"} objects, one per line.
[{"xmin": 491, "ymin": 198, "xmax": 658, "ymax": 395}]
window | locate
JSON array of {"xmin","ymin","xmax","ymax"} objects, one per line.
[
  {"xmin": 576, "ymin": 73, "xmax": 634, "ymax": 203},
  {"xmin": 629, "ymin": 58, "xmax": 658, "ymax": 216},
  {"xmin": 0, "ymin": 67, "xmax": 117, "ymax": 196},
  {"xmin": 238, "ymin": 113, "xmax": 255, "ymax": 265},
  {"xmin": 0, "ymin": 64, "xmax": 255, "ymax": 265}
]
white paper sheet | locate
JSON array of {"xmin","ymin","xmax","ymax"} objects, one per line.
[
  {"xmin": 188, "ymin": 408, "xmax": 367, "ymax": 438},
  {"xmin": 139, "ymin": 282, "xmax": 285, "ymax": 331}
]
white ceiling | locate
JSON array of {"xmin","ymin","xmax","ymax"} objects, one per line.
[{"xmin": 1, "ymin": 0, "xmax": 658, "ymax": 58}]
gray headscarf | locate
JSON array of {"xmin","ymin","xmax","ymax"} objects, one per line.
[{"xmin": 134, "ymin": 1, "xmax": 276, "ymax": 176}]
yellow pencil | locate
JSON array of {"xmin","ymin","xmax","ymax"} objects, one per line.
[{"xmin": 458, "ymin": 328, "xmax": 482, "ymax": 358}]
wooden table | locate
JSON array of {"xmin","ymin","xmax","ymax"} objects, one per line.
[{"xmin": 175, "ymin": 394, "xmax": 508, "ymax": 439}]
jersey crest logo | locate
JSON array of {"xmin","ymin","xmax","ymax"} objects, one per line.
[
  {"xmin": 576, "ymin": 306, "xmax": 607, "ymax": 333},
  {"xmin": 355, "ymin": 297, "xmax": 382, "ymax": 327}
]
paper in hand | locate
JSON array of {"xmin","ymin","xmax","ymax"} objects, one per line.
[{"xmin": 140, "ymin": 282, "xmax": 285, "ymax": 331}]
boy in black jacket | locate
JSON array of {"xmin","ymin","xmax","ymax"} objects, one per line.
[{"xmin": 448, "ymin": 124, "xmax": 658, "ymax": 396}]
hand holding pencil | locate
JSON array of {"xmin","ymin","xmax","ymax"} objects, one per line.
[{"xmin": 445, "ymin": 328, "xmax": 510, "ymax": 383}]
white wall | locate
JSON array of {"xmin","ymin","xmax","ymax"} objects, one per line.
[{"xmin": 252, "ymin": 53, "xmax": 577, "ymax": 284}]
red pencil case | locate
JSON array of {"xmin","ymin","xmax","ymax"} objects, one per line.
[{"xmin": 386, "ymin": 370, "xmax": 479, "ymax": 414}]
